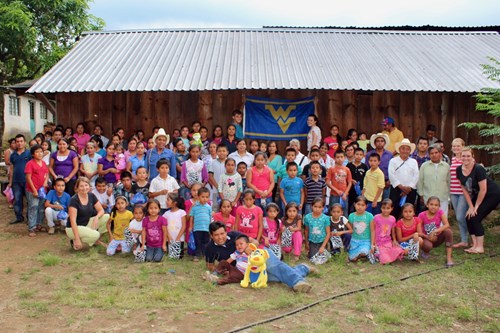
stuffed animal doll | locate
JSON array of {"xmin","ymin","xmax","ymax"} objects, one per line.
[
  {"xmin": 240, "ymin": 243, "xmax": 269, "ymax": 289},
  {"xmin": 191, "ymin": 133, "xmax": 203, "ymax": 147}
]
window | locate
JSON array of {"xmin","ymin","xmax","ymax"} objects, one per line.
[
  {"xmin": 8, "ymin": 96, "xmax": 20, "ymax": 116},
  {"xmin": 40, "ymin": 103, "xmax": 47, "ymax": 120},
  {"xmin": 29, "ymin": 101, "xmax": 35, "ymax": 120}
]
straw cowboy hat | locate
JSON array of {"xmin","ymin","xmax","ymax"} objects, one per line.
[
  {"xmin": 152, "ymin": 128, "xmax": 170, "ymax": 145},
  {"xmin": 369, "ymin": 133, "xmax": 390, "ymax": 149},
  {"xmin": 395, "ymin": 138, "xmax": 416, "ymax": 155}
]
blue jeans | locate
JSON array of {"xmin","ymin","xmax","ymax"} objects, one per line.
[
  {"xmin": 304, "ymin": 203, "xmax": 313, "ymax": 215},
  {"xmin": 382, "ymin": 187, "xmax": 391, "ymax": 200},
  {"xmin": 12, "ymin": 182, "xmax": 26, "ymax": 221},
  {"xmin": 107, "ymin": 239, "xmax": 131, "ymax": 256},
  {"xmin": 265, "ymin": 246, "xmax": 310, "ymax": 288},
  {"xmin": 145, "ymin": 246, "xmax": 165, "ymax": 262},
  {"xmin": 450, "ymin": 194, "xmax": 468, "ymax": 243},
  {"xmin": 255, "ymin": 197, "xmax": 273, "ymax": 215},
  {"xmin": 366, "ymin": 200, "xmax": 381, "ymax": 216},
  {"xmin": 26, "ymin": 191, "xmax": 45, "ymax": 231}
]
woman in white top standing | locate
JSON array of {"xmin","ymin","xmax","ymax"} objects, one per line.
[
  {"xmin": 306, "ymin": 114, "xmax": 321, "ymax": 153},
  {"xmin": 228, "ymin": 139, "xmax": 254, "ymax": 168},
  {"xmin": 449, "ymin": 138, "xmax": 468, "ymax": 248}
]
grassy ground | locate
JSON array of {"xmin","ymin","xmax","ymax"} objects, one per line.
[{"xmin": 0, "ymin": 198, "xmax": 498, "ymax": 332}]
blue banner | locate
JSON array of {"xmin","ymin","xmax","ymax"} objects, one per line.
[{"xmin": 243, "ymin": 96, "xmax": 314, "ymax": 140}]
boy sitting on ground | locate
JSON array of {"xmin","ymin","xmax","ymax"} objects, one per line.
[{"xmin": 206, "ymin": 234, "xmax": 252, "ymax": 285}]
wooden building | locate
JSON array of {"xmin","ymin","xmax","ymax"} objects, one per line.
[{"xmin": 29, "ymin": 28, "xmax": 500, "ymax": 162}]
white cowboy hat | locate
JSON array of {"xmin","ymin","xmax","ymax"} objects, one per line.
[
  {"xmin": 369, "ymin": 133, "xmax": 390, "ymax": 149},
  {"xmin": 152, "ymin": 128, "xmax": 170, "ymax": 145},
  {"xmin": 395, "ymin": 138, "xmax": 416, "ymax": 155}
]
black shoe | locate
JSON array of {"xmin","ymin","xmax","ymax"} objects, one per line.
[
  {"xmin": 70, "ymin": 240, "xmax": 74, "ymax": 249},
  {"xmin": 9, "ymin": 218, "xmax": 24, "ymax": 224}
]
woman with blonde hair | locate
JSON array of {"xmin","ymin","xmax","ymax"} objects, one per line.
[
  {"xmin": 456, "ymin": 147, "xmax": 500, "ymax": 254},
  {"xmin": 449, "ymin": 138, "xmax": 468, "ymax": 248},
  {"xmin": 66, "ymin": 177, "xmax": 110, "ymax": 250}
]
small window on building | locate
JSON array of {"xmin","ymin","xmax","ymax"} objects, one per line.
[
  {"xmin": 9, "ymin": 96, "xmax": 20, "ymax": 116},
  {"xmin": 40, "ymin": 103, "xmax": 47, "ymax": 120},
  {"xmin": 29, "ymin": 101, "xmax": 35, "ymax": 120}
]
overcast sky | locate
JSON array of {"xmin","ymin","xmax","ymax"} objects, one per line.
[{"xmin": 89, "ymin": 0, "xmax": 500, "ymax": 31}]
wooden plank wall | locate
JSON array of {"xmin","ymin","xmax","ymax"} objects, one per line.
[{"xmin": 54, "ymin": 89, "xmax": 494, "ymax": 165}]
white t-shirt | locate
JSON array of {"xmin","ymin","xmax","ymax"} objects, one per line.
[
  {"xmin": 307, "ymin": 125, "xmax": 321, "ymax": 152},
  {"xmin": 129, "ymin": 219, "xmax": 143, "ymax": 242},
  {"xmin": 163, "ymin": 209, "xmax": 187, "ymax": 241},
  {"xmin": 149, "ymin": 175, "xmax": 180, "ymax": 208},
  {"xmin": 92, "ymin": 188, "xmax": 115, "ymax": 208}
]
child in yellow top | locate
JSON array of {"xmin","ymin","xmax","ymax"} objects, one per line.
[{"xmin": 106, "ymin": 196, "xmax": 134, "ymax": 255}]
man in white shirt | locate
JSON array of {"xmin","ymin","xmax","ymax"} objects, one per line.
[
  {"xmin": 289, "ymin": 139, "xmax": 310, "ymax": 169},
  {"xmin": 388, "ymin": 139, "xmax": 419, "ymax": 218}
]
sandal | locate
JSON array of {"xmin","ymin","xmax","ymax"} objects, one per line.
[
  {"xmin": 445, "ymin": 262, "xmax": 455, "ymax": 268},
  {"xmin": 452, "ymin": 242, "xmax": 468, "ymax": 249},
  {"xmin": 35, "ymin": 225, "xmax": 48, "ymax": 232},
  {"xmin": 28, "ymin": 230, "xmax": 36, "ymax": 237},
  {"xmin": 465, "ymin": 248, "xmax": 484, "ymax": 254}
]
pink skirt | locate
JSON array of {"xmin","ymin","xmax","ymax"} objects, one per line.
[{"xmin": 376, "ymin": 241, "xmax": 405, "ymax": 264}]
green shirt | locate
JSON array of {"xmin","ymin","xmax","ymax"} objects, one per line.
[{"xmin": 417, "ymin": 160, "xmax": 450, "ymax": 203}]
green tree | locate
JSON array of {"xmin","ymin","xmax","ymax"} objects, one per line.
[
  {"xmin": 0, "ymin": 0, "xmax": 104, "ymax": 141},
  {"xmin": 460, "ymin": 57, "xmax": 500, "ymax": 175}
]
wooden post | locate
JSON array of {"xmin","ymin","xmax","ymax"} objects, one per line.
[
  {"xmin": 198, "ymin": 91, "xmax": 213, "ymax": 130},
  {"xmin": 441, "ymin": 93, "xmax": 451, "ymax": 144}
]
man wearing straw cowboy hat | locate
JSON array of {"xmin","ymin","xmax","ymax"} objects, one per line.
[
  {"xmin": 365, "ymin": 133, "xmax": 393, "ymax": 199},
  {"xmin": 388, "ymin": 138, "xmax": 419, "ymax": 218},
  {"xmin": 145, "ymin": 128, "xmax": 177, "ymax": 181}
]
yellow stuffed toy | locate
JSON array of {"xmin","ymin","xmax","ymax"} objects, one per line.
[{"xmin": 240, "ymin": 243, "xmax": 269, "ymax": 289}]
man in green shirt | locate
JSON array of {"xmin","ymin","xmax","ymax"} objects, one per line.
[{"xmin": 417, "ymin": 145, "xmax": 450, "ymax": 216}]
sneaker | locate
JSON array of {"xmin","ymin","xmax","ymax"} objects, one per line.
[
  {"xmin": 302, "ymin": 264, "xmax": 319, "ymax": 275},
  {"xmin": 48, "ymin": 227, "xmax": 55, "ymax": 235},
  {"xmin": 292, "ymin": 281, "xmax": 312, "ymax": 293},
  {"xmin": 204, "ymin": 271, "xmax": 219, "ymax": 283},
  {"xmin": 10, "ymin": 218, "xmax": 24, "ymax": 224}
]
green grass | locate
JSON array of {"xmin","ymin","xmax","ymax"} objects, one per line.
[
  {"xmin": 38, "ymin": 251, "xmax": 62, "ymax": 266},
  {"xmin": 1, "ymin": 216, "xmax": 498, "ymax": 332}
]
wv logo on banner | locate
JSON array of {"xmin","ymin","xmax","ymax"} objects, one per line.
[{"xmin": 243, "ymin": 96, "xmax": 314, "ymax": 140}]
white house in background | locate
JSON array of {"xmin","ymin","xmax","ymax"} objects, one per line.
[{"xmin": 3, "ymin": 79, "xmax": 55, "ymax": 142}]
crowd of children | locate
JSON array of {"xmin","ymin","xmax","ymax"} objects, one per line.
[{"xmin": 5, "ymin": 113, "xmax": 500, "ymax": 277}]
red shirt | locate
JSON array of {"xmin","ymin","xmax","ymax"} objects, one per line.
[
  {"xmin": 326, "ymin": 165, "xmax": 352, "ymax": 193},
  {"xmin": 396, "ymin": 217, "xmax": 421, "ymax": 238},
  {"xmin": 24, "ymin": 160, "xmax": 48, "ymax": 193}
]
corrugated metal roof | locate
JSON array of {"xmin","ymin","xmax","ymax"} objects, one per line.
[{"xmin": 28, "ymin": 28, "xmax": 500, "ymax": 93}]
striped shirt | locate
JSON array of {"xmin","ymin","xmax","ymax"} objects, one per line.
[
  {"xmin": 304, "ymin": 176, "xmax": 326, "ymax": 204},
  {"xmin": 189, "ymin": 202, "xmax": 212, "ymax": 232},
  {"xmin": 450, "ymin": 157, "xmax": 463, "ymax": 195},
  {"xmin": 230, "ymin": 250, "xmax": 249, "ymax": 274}
]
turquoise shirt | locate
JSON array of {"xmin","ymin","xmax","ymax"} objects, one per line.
[{"xmin": 304, "ymin": 213, "xmax": 330, "ymax": 243}]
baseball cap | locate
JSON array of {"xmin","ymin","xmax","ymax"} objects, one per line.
[{"xmin": 381, "ymin": 117, "xmax": 395, "ymax": 125}]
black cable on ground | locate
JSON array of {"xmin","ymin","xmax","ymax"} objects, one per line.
[{"xmin": 225, "ymin": 253, "xmax": 499, "ymax": 333}]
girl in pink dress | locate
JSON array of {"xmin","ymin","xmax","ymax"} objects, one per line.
[
  {"xmin": 114, "ymin": 144, "xmax": 127, "ymax": 181},
  {"xmin": 371, "ymin": 199, "xmax": 405, "ymax": 264},
  {"xmin": 281, "ymin": 202, "xmax": 303, "ymax": 261},
  {"xmin": 246, "ymin": 152, "xmax": 275, "ymax": 211}
]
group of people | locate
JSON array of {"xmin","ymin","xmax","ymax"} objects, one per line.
[{"xmin": 4, "ymin": 110, "xmax": 499, "ymax": 291}]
